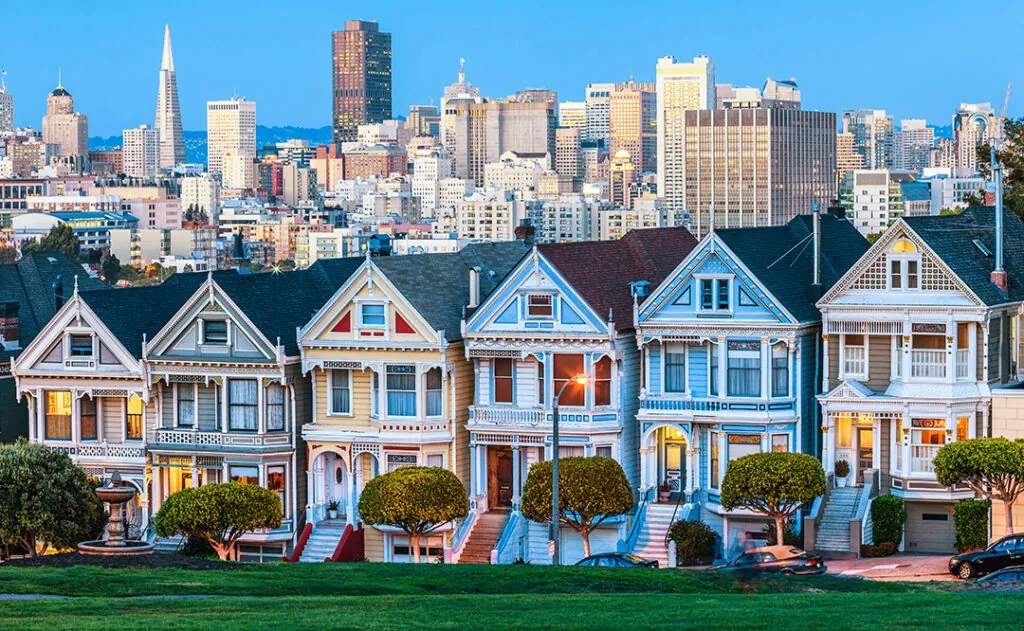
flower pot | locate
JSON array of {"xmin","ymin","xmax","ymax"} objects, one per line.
[
  {"xmin": 327, "ymin": 510, "xmax": 338, "ymax": 520},
  {"xmin": 659, "ymin": 491, "xmax": 671, "ymax": 502},
  {"xmin": 836, "ymin": 476, "xmax": 848, "ymax": 488}
]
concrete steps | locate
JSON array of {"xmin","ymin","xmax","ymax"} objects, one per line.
[
  {"xmin": 815, "ymin": 487, "xmax": 861, "ymax": 553},
  {"xmin": 633, "ymin": 504, "xmax": 678, "ymax": 567},
  {"xmin": 458, "ymin": 511, "xmax": 508, "ymax": 564},
  {"xmin": 298, "ymin": 520, "xmax": 349, "ymax": 563}
]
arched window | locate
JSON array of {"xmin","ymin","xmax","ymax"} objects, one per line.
[
  {"xmin": 891, "ymin": 238, "xmax": 917, "ymax": 254},
  {"xmin": 889, "ymin": 238, "xmax": 920, "ymax": 290}
]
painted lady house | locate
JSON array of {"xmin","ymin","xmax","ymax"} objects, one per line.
[
  {"xmin": 296, "ymin": 244, "xmax": 526, "ymax": 563},
  {"xmin": 816, "ymin": 207, "xmax": 1024, "ymax": 554},
  {"xmin": 459, "ymin": 229, "xmax": 697, "ymax": 565},
  {"xmin": 633, "ymin": 211, "xmax": 868, "ymax": 560}
]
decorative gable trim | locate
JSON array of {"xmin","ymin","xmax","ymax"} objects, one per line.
[{"xmin": 331, "ymin": 311, "xmax": 352, "ymax": 333}]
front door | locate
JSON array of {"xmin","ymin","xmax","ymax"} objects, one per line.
[
  {"xmin": 665, "ymin": 442, "xmax": 685, "ymax": 497},
  {"xmin": 857, "ymin": 428, "xmax": 874, "ymax": 483},
  {"xmin": 487, "ymin": 446, "xmax": 514, "ymax": 508}
]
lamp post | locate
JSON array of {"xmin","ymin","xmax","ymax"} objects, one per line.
[{"xmin": 551, "ymin": 373, "xmax": 588, "ymax": 566}]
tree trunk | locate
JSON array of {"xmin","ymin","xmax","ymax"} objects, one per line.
[
  {"xmin": 774, "ymin": 515, "xmax": 785, "ymax": 546},
  {"xmin": 411, "ymin": 532, "xmax": 421, "ymax": 563},
  {"xmin": 581, "ymin": 530, "xmax": 591, "ymax": 558},
  {"xmin": 212, "ymin": 542, "xmax": 232, "ymax": 561},
  {"xmin": 1006, "ymin": 497, "xmax": 1015, "ymax": 535}
]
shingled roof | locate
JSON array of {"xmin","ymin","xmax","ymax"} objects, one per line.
[
  {"xmin": 373, "ymin": 241, "xmax": 529, "ymax": 341},
  {"xmin": 715, "ymin": 213, "xmax": 870, "ymax": 322},
  {"xmin": 903, "ymin": 206, "xmax": 1024, "ymax": 305},
  {"xmin": 0, "ymin": 253, "xmax": 107, "ymax": 362},
  {"xmin": 538, "ymin": 228, "xmax": 699, "ymax": 331}
]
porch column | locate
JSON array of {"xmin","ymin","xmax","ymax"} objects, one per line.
[
  {"xmin": 511, "ymin": 444, "xmax": 521, "ymax": 507},
  {"xmin": 901, "ymin": 334, "xmax": 911, "ymax": 381},
  {"xmin": 191, "ymin": 455, "xmax": 199, "ymax": 488},
  {"xmin": 946, "ymin": 316, "xmax": 956, "ymax": 384},
  {"xmin": 690, "ymin": 448, "xmax": 701, "ymax": 494},
  {"xmin": 639, "ymin": 447, "xmax": 653, "ymax": 490},
  {"xmin": 346, "ymin": 467, "xmax": 356, "ymax": 526},
  {"xmin": 469, "ymin": 443, "xmax": 477, "ymax": 496},
  {"xmin": 717, "ymin": 337, "xmax": 727, "ymax": 398},
  {"xmin": 152, "ymin": 464, "xmax": 162, "ymax": 514},
  {"xmin": 684, "ymin": 449, "xmax": 694, "ymax": 500},
  {"xmin": 221, "ymin": 381, "xmax": 230, "ymax": 433},
  {"xmin": 901, "ymin": 410, "xmax": 912, "ymax": 474},
  {"xmin": 821, "ymin": 334, "xmax": 830, "ymax": 391}
]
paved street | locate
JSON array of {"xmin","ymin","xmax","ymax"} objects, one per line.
[{"xmin": 826, "ymin": 554, "xmax": 953, "ymax": 581}]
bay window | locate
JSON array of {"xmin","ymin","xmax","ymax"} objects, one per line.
[
  {"xmin": 911, "ymin": 330, "xmax": 946, "ymax": 379},
  {"xmin": 267, "ymin": 465, "xmax": 286, "ymax": 512},
  {"xmin": 386, "ymin": 366, "xmax": 417, "ymax": 417},
  {"xmin": 709, "ymin": 342, "xmax": 719, "ymax": 396},
  {"xmin": 727, "ymin": 434, "xmax": 761, "ymax": 463},
  {"xmin": 553, "ymin": 354, "xmax": 585, "ymax": 406},
  {"xmin": 230, "ymin": 466, "xmax": 260, "ymax": 485},
  {"xmin": 493, "ymin": 358, "xmax": 514, "ymax": 404},
  {"xmin": 537, "ymin": 359, "xmax": 546, "ymax": 405},
  {"xmin": 425, "ymin": 368, "xmax": 443, "ymax": 416},
  {"xmin": 664, "ymin": 345, "xmax": 686, "ymax": 394},
  {"xmin": 911, "ymin": 418, "xmax": 945, "ymax": 473},
  {"xmin": 228, "ymin": 379, "xmax": 258, "ymax": 430},
  {"xmin": 176, "ymin": 383, "xmax": 195, "ymax": 427},
  {"xmin": 329, "ymin": 369, "xmax": 351, "ymax": 415},
  {"xmin": 771, "ymin": 343, "xmax": 789, "ymax": 397},
  {"xmin": 594, "ymin": 356, "xmax": 612, "ymax": 406},
  {"xmin": 267, "ymin": 384, "xmax": 286, "ymax": 431},
  {"xmin": 126, "ymin": 395, "xmax": 144, "ymax": 440},
  {"xmin": 727, "ymin": 342, "xmax": 761, "ymax": 397},
  {"xmin": 956, "ymin": 416, "xmax": 970, "ymax": 442},
  {"xmin": 80, "ymin": 396, "xmax": 97, "ymax": 440}
]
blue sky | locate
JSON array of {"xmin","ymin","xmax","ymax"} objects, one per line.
[{"xmin": 3, "ymin": 0, "xmax": 1021, "ymax": 136}]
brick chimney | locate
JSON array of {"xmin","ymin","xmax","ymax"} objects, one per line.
[
  {"xmin": 0, "ymin": 301, "xmax": 20, "ymax": 351},
  {"xmin": 514, "ymin": 219, "xmax": 535, "ymax": 246},
  {"xmin": 991, "ymin": 270, "xmax": 1011, "ymax": 295}
]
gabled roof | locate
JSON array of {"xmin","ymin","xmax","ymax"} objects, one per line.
[
  {"xmin": 903, "ymin": 206, "xmax": 1024, "ymax": 305},
  {"xmin": 372, "ymin": 241, "xmax": 529, "ymax": 341},
  {"xmin": 714, "ymin": 213, "xmax": 870, "ymax": 322},
  {"xmin": 538, "ymin": 228, "xmax": 698, "ymax": 331},
  {"xmin": 0, "ymin": 253, "xmax": 107, "ymax": 361}
]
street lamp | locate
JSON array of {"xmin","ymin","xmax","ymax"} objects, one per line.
[{"xmin": 551, "ymin": 373, "xmax": 588, "ymax": 566}]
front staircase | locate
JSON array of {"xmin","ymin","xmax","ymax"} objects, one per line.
[
  {"xmin": 458, "ymin": 510, "xmax": 508, "ymax": 564},
  {"xmin": 633, "ymin": 503, "xmax": 677, "ymax": 567},
  {"xmin": 298, "ymin": 520, "xmax": 349, "ymax": 562},
  {"xmin": 815, "ymin": 486, "xmax": 860, "ymax": 555}
]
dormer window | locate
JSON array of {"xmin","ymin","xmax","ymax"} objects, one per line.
[
  {"xmin": 698, "ymin": 278, "xmax": 731, "ymax": 312},
  {"xmin": 888, "ymin": 239, "xmax": 920, "ymax": 290},
  {"xmin": 360, "ymin": 304, "xmax": 386, "ymax": 327},
  {"xmin": 203, "ymin": 320, "xmax": 228, "ymax": 345},
  {"xmin": 527, "ymin": 294, "xmax": 553, "ymax": 318},
  {"xmin": 70, "ymin": 334, "xmax": 93, "ymax": 357}
]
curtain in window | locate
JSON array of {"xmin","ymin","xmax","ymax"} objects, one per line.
[
  {"xmin": 177, "ymin": 384, "xmax": 195, "ymax": 426},
  {"xmin": 665, "ymin": 349, "xmax": 686, "ymax": 393},
  {"xmin": 727, "ymin": 355, "xmax": 761, "ymax": 397},
  {"xmin": 386, "ymin": 366, "xmax": 417, "ymax": 417},
  {"xmin": 267, "ymin": 384, "xmax": 285, "ymax": 431},
  {"xmin": 426, "ymin": 368, "xmax": 443, "ymax": 416},
  {"xmin": 709, "ymin": 344, "xmax": 719, "ymax": 396},
  {"xmin": 594, "ymin": 356, "xmax": 612, "ymax": 406},
  {"xmin": 46, "ymin": 391, "xmax": 72, "ymax": 439},
  {"xmin": 229, "ymin": 379, "xmax": 258, "ymax": 430},
  {"xmin": 330, "ymin": 370, "xmax": 350, "ymax": 414},
  {"xmin": 80, "ymin": 397, "xmax": 97, "ymax": 440},
  {"xmin": 771, "ymin": 345, "xmax": 789, "ymax": 397}
]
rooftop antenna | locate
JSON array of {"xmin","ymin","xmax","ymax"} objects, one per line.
[
  {"xmin": 57, "ymin": 66, "xmax": 62, "ymax": 89},
  {"xmin": 459, "ymin": 58, "xmax": 465, "ymax": 83},
  {"xmin": 1, "ymin": 70, "xmax": 6, "ymax": 92}
]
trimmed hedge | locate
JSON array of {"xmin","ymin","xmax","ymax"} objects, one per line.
[
  {"xmin": 667, "ymin": 519, "xmax": 716, "ymax": 566},
  {"xmin": 871, "ymin": 495, "xmax": 904, "ymax": 545},
  {"xmin": 954, "ymin": 499, "xmax": 991, "ymax": 553}
]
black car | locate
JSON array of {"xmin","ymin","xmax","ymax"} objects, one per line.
[
  {"xmin": 949, "ymin": 534, "xmax": 1024, "ymax": 579},
  {"xmin": 978, "ymin": 567, "xmax": 1024, "ymax": 583},
  {"xmin": 714, "ymin": 545, "xmax": 827, "ymax": 575},
  {"xmin": 575, "ymin": 553, "xmax": 659, "ymax": 568}
]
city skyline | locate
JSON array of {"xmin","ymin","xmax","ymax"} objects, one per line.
[{"xmin": 2, "ymin": 0, "xmax": 1020, "ymax": 137}]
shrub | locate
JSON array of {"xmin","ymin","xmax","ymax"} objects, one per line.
[
  {"xmin": 860, "ymin": 541, "xmax": 897, "ymax": 557},
  {"xmin": 155, "ymin": 482, "xmax": 283, "ymax": 561},
  {"xmin": 954, "ymin": 499, "xmax": 991, "ymax": 553},
  {"xmin": 720, "ymin": 452, "xmax": 826, "ymax": 545},
  {"xmin": 835, "ymin": 460, "xmax": 850, "ymax": 479},
  {"xmin": 667, "ymin": 520, "xmax": 716, "ymax": 566},
  {"xmin": 761, "ymin": 517, "xmax": 801, "ymax": 548},
  {"xmin": 358, "ymin": 466, "xmax": 468, "ymax": 563},
  {"xmin": 871, "ymin": 495, "xmax": 904, "ymax": 545},
  {"xmin": 521, "ymin": 456, "xmax": 634, "ymax": 558}
]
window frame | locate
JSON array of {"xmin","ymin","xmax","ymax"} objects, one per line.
[
  {"xmin": 230, "ymin": 465, "xmax": 260, "ymax": 485},
  {"xmin": 697, "ymin": 277, "xmax": 732, "ymax": 313},
  {"xmin": 425, "ymin": 367, "xmax": 444, "ymax": 417},
  {"xmin": 385, "ymin": 365, "xmax": 417, "ymax": 417},
  {"xmin": 69, "ymin": 334, "xmax": 94, "ymax": 357},
  {"xmin": 266, "ymin": 383, "xmax": 286, "ymax": 432},
  {"xmin": 663, "ymin": 344, "xmax": 686, "ymax": 394},
  {"xmin": 726, "ymin": 343, "xmax": 761, "ymax": 398},
  {"xmin": 201, "ymin": 319, "xmax": 229, "ymax": 346},
  {"xmin": 526, "ymin": 293, "xmax": 554, "ymax": 319},
  {"xmin": 266, "ymin": 465, "xmax": 287, "ymax": 515},
  {"xmin": 359, "ymin": 302, "xmax": 387, "ymax": 328},
  {"xmin": 328, "ymin": 369, "xmax": 352, "ymax": 416},
  {"xmin": 771, "ymin": 343, "xmax": 789, "ymax": 398},
  {"xmin": 228, "ymin": 378, "xmax": 259, "ymax": 431},
  {"xmin": 552, "ymin": 353, "xmax": 586, "ymax": 407},
  {"xmin": 594, "ymin": 356, "xmax": 613, "ymax": 407},
  {"xmin": 80, "ymin": 396, "xmax": 97, "ymax": 441},
  {"xmin": 175, "ymin": 383, "xmax": 196, "ymax": 427},
  {"xmin": 125, "ymin": 394, "xmax": 144, "ymax": 441},
  {"xmin": 492, "ymin": 358, "xmax": 515, "ymax": 405}
]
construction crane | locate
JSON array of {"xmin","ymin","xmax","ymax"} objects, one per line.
[{"xmin": 998, "ymin": 82, "xmax": 1012, "ymax": 146}]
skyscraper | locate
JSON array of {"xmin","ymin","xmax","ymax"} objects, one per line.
[
  {"xmin": 656, "ymin": 55, "xmax": 715, "ymax": 216},
  {"xmin": 448, "ymin": 100, "xmax": 556, "ymax": 185},
  {"xmin": 558, "ymin": 101, "xmax": 586, "ymax": 129},
  {"xmin": 841, "ymin": 109, "xmax": 894, "ymax": 170},
  {"xmin": 0, "ymin": 72, "xmax": 13, "ymax": 134},
  {"xmin": 893, "ymin": 119, "xmax": 934, "ymax": 172},
  {"xmin": 331, "ymin": 20, "xmax": 392, "ymax": 143},
  {"xmin": 123, "ymin": 124, "xmax": 159, "ymax": 178},
  {"xmin": 440, "ymin": 59, "xmax": 484, "ymax": 151},
  {"xmin": 41, "ymin": 75, "xmax": 88, "ymax": 167},
  {"xmin": 952, "ymin": 103, "xmax": 998, "ymax": 171},
  {"xmin": 609, "ymin": 80, "xmax": 656, "ymax": 174},
  {"xmin": 584, "ymin": 83, "xmax": 615, "ymax": 145},
  {"xmin": 155, "ymin": 25, "xmax": 185, "ymax": 171},
  {"xmin": 207, "ymin": 97, "xmax": 256, "ymax": 177}
]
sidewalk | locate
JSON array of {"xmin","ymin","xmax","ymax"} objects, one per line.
[{"xmin": 826, "ymin": 554, "xmax": 952, "ymax": 581}]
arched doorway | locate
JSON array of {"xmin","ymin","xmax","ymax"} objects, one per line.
[
  {"xmin": 644, "ymin": 425, "xmax": 688, "ymax": 502},
  {"xmin": 311, "ymin": 451, "xmax": 348, "ymax": 521}
]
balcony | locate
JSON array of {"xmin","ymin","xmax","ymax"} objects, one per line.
[
  {"xmin": 639, "ymin": 395, "xmax": 795, "ymax": 415},
  {"xmin": 911, "ymin": 445, "xmax": 940, "ymax": 474},
  {"xmin": 911, "ymin": 350, "xmax": 946, "ymax": 379},
  {"xmin": 468, "ymin": 406, "xmax": 619, "ymax": 429},
  {"xmin": 148, "ymin": 429, "xmax": 293, "ymax": 451},
  {"xmin": 47, "ymin": 443, "xmax": 146, "ymax": 460}
]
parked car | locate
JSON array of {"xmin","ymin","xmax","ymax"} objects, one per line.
[
  {"xmin": 575, "ymin": 553, "xmax": 659, "ymax": 568},
  {"xmin": 949, "ymin": 534, "xmax": 1024, "ymax": 579},
  {"xmin": 714, "ymin": 545, "xmax": 827, "ymax": 575},
  {"xmin": 977, "ymin": 568, "xmax": 1024, "ymax": 583}
]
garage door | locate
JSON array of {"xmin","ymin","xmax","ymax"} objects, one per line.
[
  {"xmin": 560, "ymin": 527, "xmax": 619, "ymax": 565},
  {"xmin": 904, "ymin": 502, "xmax": 955, "ymax": 554}
]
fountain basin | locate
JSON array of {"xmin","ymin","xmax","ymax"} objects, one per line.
[
  {"xmin": 94, "ymin": 486, "xmax": 138, "ymax": 504},
  {"xmin": 78, "ymin": 540, "xmax": 155, "ymax": 556}
]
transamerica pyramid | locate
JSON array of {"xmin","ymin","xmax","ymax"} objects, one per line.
[{"xmin": 155, "ymin": 24, "xmax": 185, "ymax": 170}]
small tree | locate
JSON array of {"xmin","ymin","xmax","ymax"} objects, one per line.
[
  {"xmin": 934, "ymin": 438, "xmax": 1024, "ymax": 535},
  {"xmin": 154, "ymin": 483, "xmax": 283, "ymax": 561},
  {"xmin": 358, "ymin": 467, "xmax": 468, "ymax": 562},
  {"xmin": 101, "ymin": 253, "xmax": 121, "ymax": 285},
  {"xmin": 720, "ymin": 452, "xmax": 826, "ymax": 546},
  {"xmin": 520, "ymin": 456, "xmax": 633, "ymax": 557},
  {"xmin": 36, "ymin": 223, "xmax": 81, "ymax": 260},
  {"xmin": 0, "ymin": 440, "xmax": 106, "ymax": 556}
]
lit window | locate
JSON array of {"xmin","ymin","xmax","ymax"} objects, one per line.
[
  {"xmin": 80, "ymin": 397, "xmax": 97, "ymax": 440},
  {"xmin": 553, "ymin": 354, "xmax": 585, "ymax": 406},
  {"xmin": 203, "ymin": 320, "xmax": 228, "ymax": 345},
  {"xmin": 527, "ymin": 294, "xmax": 553, "ymax": 317},
  {"xmin": 126, "ymin": 395, "xmax": 144, "ymax": 440},
  {"xmin": 361, "ymin": 304, "xmax": 386, "ymax": 327},
  {"xmin": 594, "ymin": 356, "xmax": 612, "ymax": 406}
]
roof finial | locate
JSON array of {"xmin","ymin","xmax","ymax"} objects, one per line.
[
  {"xmin": 73, "ymin": 275, "xmax": 79, "ymax": 295},
  {"xmin": 708, "ymin": 204, "xmax": 715, "ymax": 235}
]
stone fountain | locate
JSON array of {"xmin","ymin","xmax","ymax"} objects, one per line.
[{"xmin": 78, "ymin": 471, "xmax": 155, "ymax": 556}]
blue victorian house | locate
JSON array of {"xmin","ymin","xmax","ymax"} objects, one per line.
[{"xmin": 632, "ymin": 211, "xmax": 868, "ymax": 559}]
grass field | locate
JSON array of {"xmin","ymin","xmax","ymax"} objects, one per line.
[{"xmin": 0, "ymin": 563, "xmax": 1019, "ymax": 630}]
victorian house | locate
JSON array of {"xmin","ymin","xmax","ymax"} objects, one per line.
[
  {"xmin": 816, "ymin": 206, "xmax": 1023, "ymax": 554},
  {"xmin": 633, "ymin": 212, "xmax": 868, "ymax": 560},
  {"xmin": 296, "ymin": 244, "xmax": 526, "ymax": 563},
  {"xmin": 460, "ymin": 229, "xmax": 697, "ymax": 565}
]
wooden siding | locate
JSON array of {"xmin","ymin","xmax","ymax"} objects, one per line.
[
  {"xmin": 879, "ymin": 417, "xmax": 890, "ymax": 490},
  {"xmin": 452, "ymin": 345, "xmax": 473, "ymax": 490},
  {"xmin": 363, "ymin": 525, "xmax": 385, "ymax": 562},
  {"xmin": 287, "ymin": 362, "xmax": 310, "ymax": 513},
  {"xmin": 197, "ymin": 383, "xmax": 218, "ymax": 431},
  {"xmin": 827, "ymin": 336, "xmax": 840, "ymax": 389},
  {"xmin": 865, "ymin": 335, "xmax": 892, "ymax": 392},
  {"xmin": 797, "ymin": 330, "xmax": 820, "ymax": 457},
  {"xmin": 616, "ymin": 332, "xmax": 640, "ymax": 490},
  {"xmin": 102, "ymin": 396, "xmax": 123, "ymax": 440}
]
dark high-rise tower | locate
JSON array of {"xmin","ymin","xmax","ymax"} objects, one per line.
[{"xmin": 332, "ymin": 21, "xmax": 392, "ymax": 143}]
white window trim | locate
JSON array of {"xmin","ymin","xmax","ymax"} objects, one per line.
[
  {"xmin": 173, "ymin": 382, "xmax": 197, "ymax": 428},
  {"xmin": 839, "ymin": 334, "xmax": 869, "ymax": 380},
  {"xmin": 424, "ymin": 367, "xmax": 445, "ymax": 418},
  {"xmin": 695, "ymin": 275, "xmax": 734, "ymax": 314},
  {"xmin": 356, "ymin": 299, "xmax": 389, "ymax": 332},
  {"xmin": 424, "ymin": 451, "xmax": 446, "ymax": 469},
  {"xmin": 200, "ymin": 318, "xmax": 231, "ymax": 346},
  {"xmin": 524, "ymin": 292, "xmax": 556, "ymax": 320},
  {"xmin": 67, "ymin": 331, "xmax": 96, "ymax": 358},
  {"xmin": 661, "ymin": 343, "xmax": 688, "ymax": 397},
  {"xmin": 327, "ymin": 369, "xmax": 353, "ymax": 417},
  {"xmin": 383, "ymin": 364, "xmax": 419, "ymax": 419},
  {"xmin": 887, "ymin": 254, "xmax": 921, "ymax": 291}
]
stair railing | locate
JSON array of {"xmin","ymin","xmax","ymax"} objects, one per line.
[
  {"xmin": 621, "ymin": 487, "xmax": 651, "ymax": 553},
  {"xmin": 804, "ymin": 471, "xmax": 833, "ymax": 552},
  {"xmin": 849, "ymin": 469, "xmax": 880, "ymax": 556},
  {"xmin": 492, "ymin": 511, "xmax": 521, "ymax": 564},
  {"xmin": 446, "ymin": 508, "xmax": 478, "ymax": 564},
  {"xmin": 663, "ymin": 489, "xmax": 691, "ymax": 546}
]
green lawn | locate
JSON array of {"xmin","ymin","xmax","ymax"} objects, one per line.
[{"xmin": 0, "ymin": 564, "xmax": 1018, "ymax": 630}]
